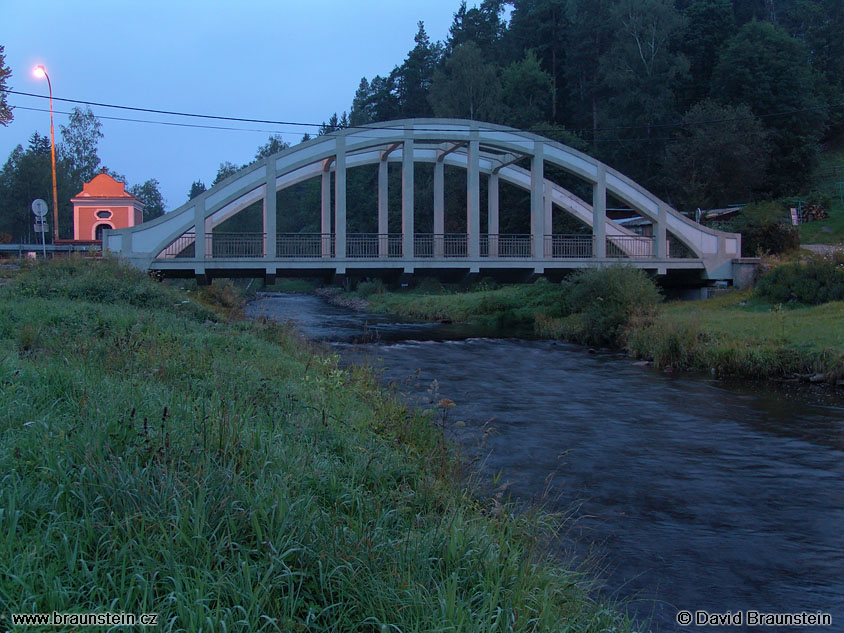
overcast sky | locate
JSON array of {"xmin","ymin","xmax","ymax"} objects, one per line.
[{"xmin": 1, "ymin": 0, "xmax": 467, "ymax": 207}]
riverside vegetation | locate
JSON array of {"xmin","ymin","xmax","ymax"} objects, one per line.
[
  {"xmin": 356, "ymin": 262, "xmax": 844, "ymax": 383},
  {"xmin": 0, "ymin": 257, "xmax": 635, "ymax": 632}
]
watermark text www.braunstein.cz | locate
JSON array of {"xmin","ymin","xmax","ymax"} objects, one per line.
[
  {"xmin": 9, "ymin": 611, "xmax": 158, "ymax": 627},
  {"xmin": 677, "ymin": 610, "xmax": 832, "ymax": 627}
]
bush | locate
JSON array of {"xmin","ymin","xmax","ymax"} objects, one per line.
[
  {"xmin": 756, "ymin": 259, "xmax": 844, "ymax": 304},
  {"xmin": 716, "ymin": 201, "xmax": 800, "ymax": 256},
  {"xmin": 356, "ymin": 278, "xmax": 386, "ymax": 297},
  {"xmin": 565, "ymin": 266, "xmax": 661, "ymax": 346}
]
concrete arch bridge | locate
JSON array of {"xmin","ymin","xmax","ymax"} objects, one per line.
[{"xmin": 104, "ymin": 119, "xmax": 742, "ymax": 284}]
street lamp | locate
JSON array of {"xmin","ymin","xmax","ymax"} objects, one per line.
[{"xmin": 33, "ymin": 65, "xmax": 59, "ymax": 243}]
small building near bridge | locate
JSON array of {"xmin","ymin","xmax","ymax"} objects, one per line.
[{"xmin": 69, "ymin": 172, "xmax": 144, "ymax": 243}]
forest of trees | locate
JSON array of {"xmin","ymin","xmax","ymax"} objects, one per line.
[{"xmin": 319, "ymin": 0, "xmax": 843, "ymax": 212}]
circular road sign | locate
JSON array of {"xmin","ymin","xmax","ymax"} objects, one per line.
[{"xmin": 31, "ymin": 199, "xmax": 48, "ymax": 218}]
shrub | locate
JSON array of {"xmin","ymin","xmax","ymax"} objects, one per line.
[
  {"xmin": 756, "ymin": 259, "xmax": 844, "ymax": 304},
  {"xmin": 356, "ymin": 278, "xmax": 386, "ymax": 297},
  {"xmin": 565, "ymin": 266, "xmax": 661, "ymax": 346},
  {"xmin": 715, "ymin": 201, "xmax": 800, "ymax": 256}
]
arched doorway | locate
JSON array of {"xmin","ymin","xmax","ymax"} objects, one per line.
[{"xmin": 94, "ymin": 223, "xmax": 113, "ymax": 241}]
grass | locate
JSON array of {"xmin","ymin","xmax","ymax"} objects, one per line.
[
  {"xmin": 625, "ymin": 291, "xmax": 844, "ymax": 380},
  {"xmin": 364, "ymin": 279, "xmax": 570, "ymax": 329},
  {"xmin": 798, "ymin": 136, "xmax": 844, "ymax": 244},
  {"xmin": 0, "ymin": 257, "xmax": 634, "ymax": 632}
]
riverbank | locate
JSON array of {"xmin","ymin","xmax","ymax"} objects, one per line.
[
  {"xmin": 0, "ymin": 258, "xmax": 633, "ymax": 632},
  {"xmin": 350, "ymin": 272, "xmax": 844, "ymax": 384}
]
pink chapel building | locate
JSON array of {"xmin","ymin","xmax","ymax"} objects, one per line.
[{"xmin": 68, "ymin": 172, "xmax": 144, "ymax": 243}]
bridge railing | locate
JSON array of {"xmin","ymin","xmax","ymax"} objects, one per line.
[
  {"xmin": 208, "ymin": 232, "xmax": 265, "ymax": 258},
  {"xmin": 347, "ymin": 233, "xmax": 403, "ymax": 258},
  {"xmin": 159, "ymin": 232, "xmax": 196, "ymax": 258},
  {"xmin": 481, "ymin": 234, "xmax": 533, "ymax": 257},
  {"xmin": 544, "ymin": 235, "xmax": 593, "ymax": 258},
  {"xmin": 277, "ymin": 233, "xmax": 332, "ymax": 258},
  {"xmin": 156, "ymin": 231, "xmax": 665, "ymax": 261},
  {"xmin": 414, "ymin": 233, "xmax": 468, "ymax": 258},
  {"xmin": 606, "ymin": 235, "xmax": 654, "ymax": 258}
]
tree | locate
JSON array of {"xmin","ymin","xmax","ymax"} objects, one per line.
[
  {"xmin": 59, "ymin": 106, "xmax": 103, "ymax": 186},
  {"xmin": 563, "ymin": 0, "xmax": 616, "ymax": 139},
  {"xmin": 711, "ymin": 20, "xmax": 826, "ymax": 194},
  {"xmin": 505, "ymin": 0, "xmax": 568, "ymax": 121},
  {"xmin": 663, "ymin": 100, "xmax": 769, "ymax": 208},
  {"xmin": 598, "ymin": 0, "xmax": 689, "ymax": 183},
  {"xmin": 0, "ymin": 45, "xmax": 13, "ymax": 126},
  {"xmin": 447, "ymin": 0, "xmax": 507, "ymax": 60},
  {"xmin": 0, "ymin": 133, "xmax": 69, "ymax": 241},
  {"xmin": 429, "ymin": 42, "xmax": 503, "ymax": 121},
  {"xmin": 187, "ymin": 180, "xmax": 206, "ymax": 200},
  {"xmin": 395, "ymin": 22, "xmax": 441, "ymax": 118},
  {"xmin": 255, "ymin": 134, "xmax": 290, "ymax": 160},
  {"xmin": 213, "ymin": 161, "xmax": 241, "ymax": 185},
  {"xmin": 501, "ymin": 50, "xmax": 553, "ymax": 128},
  {"xmin": 129, "ymin": 178, "xmax": 166, "ymax": 221},
  {"xmin": 677, "ymin": 0, "xmax": 736, "ymax": 107}
]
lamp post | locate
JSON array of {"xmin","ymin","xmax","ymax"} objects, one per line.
[{"xmin": 33, "ymin": 65, "xmax": 59, "ymax": 243}]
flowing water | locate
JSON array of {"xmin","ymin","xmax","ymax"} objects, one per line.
[{"xmin": 247, "ymin": 292, "xmax": 844, "ymax": 632}]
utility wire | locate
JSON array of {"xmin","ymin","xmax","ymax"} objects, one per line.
[
  {"xmin": 11, "ymin": 103, "xmax": 681, "ymax": 144},
  {"xmin": 4, "ymin": 88, "xmax": 843, "ymax": 136}
]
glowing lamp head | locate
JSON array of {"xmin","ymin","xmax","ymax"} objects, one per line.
[{"xmin": 33, "ymin": 65, "xmax": 47, "ymax": 79}]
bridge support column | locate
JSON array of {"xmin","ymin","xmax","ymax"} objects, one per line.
[
  {"xmin": 335, "ymin": 135, "xmax": 346, "ymax": 259},
  {"xmin": 467, "ymin": 135, "xmax": 480, "ymax": 260},
  {"xmin": 378, "ymin": 156, "xmax": 388, "ymax": 256},
  {"xmin": 488, "ymin": 171, "xmax": 499, "ymax": 257},
  {"xmin": 544, "ymin": 181, "xmax": 553, "ymax": 257},
  {"xmin": 593, "ymin": 168, "xmax": 606, "ymax": 258},
  {"xmin": 263, "ymin": 159, "xmax": 276, "ymax": 259},
  {"xmin": 195, "ymin": 197, "xmax": 206, "ymax": 260},
  {"xmin": 531, "ymin": 142, "xmax": 545, "ymax": 259},
  {"xmin": 434, "ymin": 158, "xmax": 444, "ymax": 257},
  {"xmin": 321, "ymin": 163, "xmax": 331, "ymax": 257},
  {"xmin": 656, "ymin": 203, "xmax": 667, "ymax": 258},
  {"xmin": 402, "ymin": 132, "xmax": 414, "ymax": 258}
]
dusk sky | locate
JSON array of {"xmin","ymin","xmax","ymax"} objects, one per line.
[{"xmin": 1, "ymin": 1, "xmax": 472, "ymax": 207}]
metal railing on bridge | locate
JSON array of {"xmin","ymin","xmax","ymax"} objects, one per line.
[
  {"xmin": 156, "ymin": 232, "xmax": 673, "ymax": 260},
  {"xmin": 544, "ymin": 235, "xmax": 593, "ymax": 258},
  {"xmin": 277, "ymin": 233, "xmax": 333, "ymax": 258},
  {"xmin": 347, "ymin": 233, "xmax": 402, "ymax": 258},
  {"xmin": 606, "ymin": 235, "xmax": 654, "ymax": 258},
  {"xmin": 482, "ymin": 234, "xmax": 533, "ymax": 257}
]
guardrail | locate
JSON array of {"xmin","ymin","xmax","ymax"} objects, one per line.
[
  {"xmin": 482, "ymin": 234, "xmax": 532, "ymax": 257},
  {"xmin": 347, "ymin": 233, "xmax": 402, "ymax": 258},
  {"xmin": 277, "ymin": 233, "xmax": 332, "ymax": 258},
  {"xmin": 153, "ymin": 232, "xmax": 671, "ymax": 261},
  {"xmin": 606, "ymin": 235, "xmax": 654, "ymax": 258},
  {"xmin": 544, "ymin": 235, "xmax": 593, "ymax": 258},
  {"xmin": 414, "ymin": 233, "xmax": 468, "ymax": 258}
]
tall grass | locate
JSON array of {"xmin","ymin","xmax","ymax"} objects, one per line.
[{"xmin": 0, "ymin": 258, "xmax": 634, "ymax": 632}]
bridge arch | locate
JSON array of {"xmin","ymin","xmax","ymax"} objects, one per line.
[{"xmin": 105, "ymin": 119, "xmax": 741, "ymax": 280}]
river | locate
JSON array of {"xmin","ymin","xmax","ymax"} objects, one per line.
[{"xmin": 247, "ymin": 292, "xmax": 844, "ymax": 632}]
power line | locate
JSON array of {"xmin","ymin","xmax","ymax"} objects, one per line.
[
  {"xmin": 11, "ymin": 104, "xmax": 681, "ymax": 145},
  {"xmin": 13, "ymin": 105, "xmax": 289, "ymax": 135},
  {"xmin": 4, "ymin": 88, "xmax": 842, "ymax": 137}
]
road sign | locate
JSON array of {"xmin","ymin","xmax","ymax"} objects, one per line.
[
  {"xmin": 34, "ymin": 222, "xmax": 49, "ymax": 233},
  {"xmin": 31, "ymin": 199, "xmax": 48, "ymax": 218}
]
